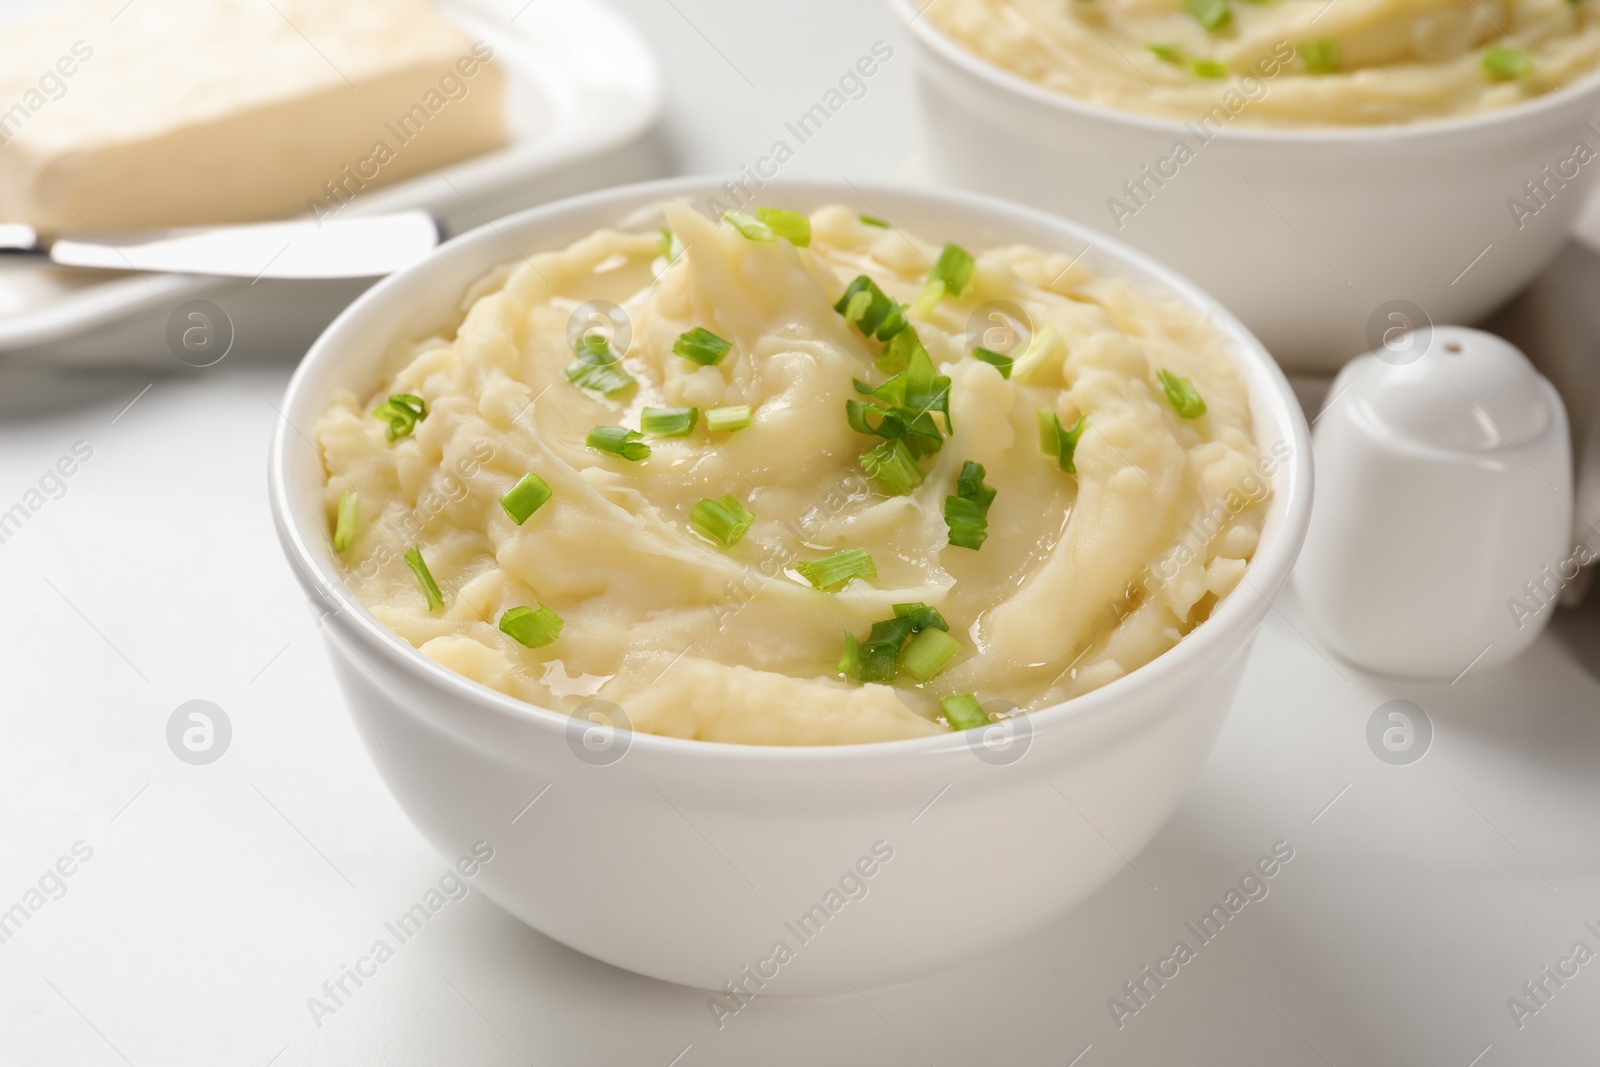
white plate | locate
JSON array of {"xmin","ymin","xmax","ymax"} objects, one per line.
[{"xmin": 0, "ymin": 0, "xmax": 662, "ymax": 360}]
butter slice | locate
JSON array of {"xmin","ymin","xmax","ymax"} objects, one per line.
[{"xmin": 0, "ymin": 0, "xmax": 507, "ymax": 231}]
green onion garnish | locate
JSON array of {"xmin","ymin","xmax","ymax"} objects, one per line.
[
  {"xmin": 658, "ymin": 227, "xmax": 679, "ymax": 262},
  {"xmin": 403, "ymin": 546, "xmax": 444, "ymax": 612},
  {"xmin": 641, "ymin": 406, "xmax": 699, "ymax": 437},
  {"xmin": 1188, "ymin": 57, "xmax": 1228, "ymax": 78},
  {"xmin": 944, "ymin": 461, "xmax": 996, "ymax": 550},
  {"xmin": 1011, "ymin": 325, "xmax": 1063, "ymax": 383},
  {"xmin": 1148, "ymin": 42, "xmax": 1184, "ymax": 64},
  {"xmin": 1185, "ymin": 0, "xmax": 1231, "ymax": 31},
  {"xmin": 1037, "ymin": 409, "xmax": 1088, "ymax": 473},
  {"xmin": 837, "ymin": 631, "xmax": 865, "ymax": 679},
  {"xmin": 723, "ymin": 210, "xmax": 774, "ymax": 241},
  {"xmin": 499, "ymin": 472, "xmax": 552, "ymax": 525},
  {"xmin": 1157, "ymin": 369, "xmax": 1207, "ymax": 418},
  {"xmin": 913, "ymin": 243, "xmax": 976, "ymax": 318},
  {"xmin": 893, "ymin": 602, "xmax": 949, "ymax": 633},
  {"xmin": 971, "ymin": 346, "xmax": 1014, "ymax": 378},
  {"xmin": 901, "ymin": 627, "xmax": 961, "ymax": 682},
  {"xmin": 1302, "ymin": 39, "xmax": 1340, "ymax": 74},
  {"xmin": 1483, "ymin": 44, "xmax": 1531, "ymax": 79},
  {"xmin": 941, "ymin": 693, "xmax": 989, "ymax": 731},
  {"xmin": 838, "ymin": 606, "xmax": 957, "ymax": 683},
  {"xmin": 934, "ymin": 243, "xmax": 976, "ymax": 293},
  {"xmin": 859, "ymin": 214, "xmax": 890, "ymax": 228},
  {"xmin": 690, "ymin": 494, "xmax": 754, "ymax": 547},
  {"xmin": 944, "ymin": 498, "xmax": 989, "ymax": 542},
  {"xmin": 587, "ymin": 425, "xmax": 652, "ymax": 461},
  {"xmin": 673, "ymin": 327, "xmax": 732, "ymax": 367},
  {"xmin": 839, "ymin": 617, "xmax": 913, "ymax": 682},
  {"xmin": 850, "ymin": 330, "xmax": 951, "ymax": 459},
  {"xmin": 706, "ymin": 405, "xmax": 752, "ymax": 432},
  {"xmin": 795, "ymin": 548, "xmax": 877, "ymax": 591},
  {"xmin": 756, "ymin": 206, "xmax": 811, "ymax": 247},
  {"xmin": 835, "ymin": 275, "xmax": 909, "ymax": 341},
  {"xmin": 860, "ymin": 438, "xmax": 925, "ymax": 496},
  {"xmin": 500, "ymin": 604, "xmax": 563, "ymax": 649},
  {"xmin": 333, "ymin": 490, "xmax": 357, "ymax": 552},
  {"xmin": 564, "ymin": 333, "xmax": 636, "ymax": 396},
  {"xmin": 373, "ymin": 394, "xmax": 427, "ymax": 442}
]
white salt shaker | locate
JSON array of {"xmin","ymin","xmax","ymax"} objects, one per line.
[{"xmin": 1296, "ymin": 326, "xmax": 1573, "ymax": 679}]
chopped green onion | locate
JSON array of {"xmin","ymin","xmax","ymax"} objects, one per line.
[
  {"xmin": 1302, "ymin": 39, "xmax": 1340, "ymax": 74},
  {"xmin": 587, "ymin": 425, "xmax": 652, "ymax": 461},
  {"xmin": 846, "ymin": 396, "xmax": 940, "ymax": 454},
  {"xmin": 945, "ymin": 497, "xmax": 990, "ymax": 545},
  {"xmin": 333, "ymin": 490, "xmax": 357, "ymax": 552},
  {"xmin": 860, "ymin": 438, "xmax": 925, "ymax": 496},
  {"xmin": 914, "ymin": 243, "xmax": 977, "ymax": 317},
  {"xmin": 834, "ymin": 275, "xmax": 909, "ymax": 341},
  {"xmin": 690, "ymin": 493, "xmax": 755, "ymax": 547},
  {"xmin": 499, "ymin": 472, "xmax": 552, "ymax": 525},
  {"xmin": 893, "ymin": 602, "xmax": 949, "ymax": 633},
  {"xmin": 723, "ymin": 210, "xmax": 774, "ymax": 241},
  {"xmin": 658, "ymin": 227, "xmax": 679, "ymax": 262},
  {"xmin": 1483, "ymin": 44, "xmax": 1531, "ymax": 79},
  {"xmin": 1188, "ymin": 57, "xmax": 1229, "ymax": 78},
  {"xmin": 874, "ymin": 324, "xmax": 920, "ymax": 375},
  {"xmin": 840, "ymin": 616, "xmax": 913, "ymax": 682},
  {"xmin": 955, "ymin": 462, "xmax": 996, "ymax": 510},
  {"xmin": 1185, "ymin": 0, "xmax": 1231, "ymax": 31},
  {"xmin": 837, "ymin": 631, "xmax": 864, "ymax": 679},
  {"xmin": 564, "ymin": 333, "xmax": 636, "ymax": 396},
  {"xmin": 859, "ymin": 214, "xmax": 890, "ymax": 228},
  {"xmin": 673, "ymin": 327, "xmax": 732, "ymax": 367},
  {"xmin": 403, "ymin": 546, "xmax": 444, "ymax": 612},
  {"xmin": 500, "ymin": 604, "xmax": 563, "ymax": 649},
  {"xmin": 1037, "ymin": 409, "xmax": 1088, "ymax": 473},
  {"xmin": 901, "ymin": 627, "xmax": 961, "ymax": 682},
  {"xmin": 756, "ymin": 206, "xmax": 811, "ymax": 247},
  {"xmin": 852, "ymin": 331, "xmax": 951, "ymax": 456},
  {"xmin": 941, "ymin": 693, "xmax": 989, "ymax": 731},
  {"xmin": 838, "ymin": 606, "xmax": 955, "ymax": 683},
  {"xmin": 1157, "ymin": 368, "xmax": 1207, "ymax": 418},
  {"xmin": 1148, "ymin": 42, "xmax": 1184, "ymax": 64},
  {"xmin": 706, "ymin": 405, "xmax": 752, "ymax": 432},
  {"xmin": 1011, "ymin": 325, "xmax": 1063, "ymax": 383},
  {"xmin": 837, "ymin": 630, "xmax": 899, "ymax": 683},
  {"xmin": 971, "ymin": 346, "xmax": 1014, "ymax": 378},
  {"xmin": 373, "ymin": 394, "xmax": 427, "ymax": 442},
  {"xmin": 795, "ymin": 548, "xmax": 877, "ymax": 591},
  {"xmin": 1036, "ymin": 409, "xmax": 1058, "ymax": 457},
  {"xmin": 944, "ymin": 461, "xmax": 996, "ymax": 550},
  {"xmin": 641, "ymin": 406, "xmax": 699, "ymax": 437}
]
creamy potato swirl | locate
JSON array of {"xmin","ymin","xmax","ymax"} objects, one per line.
[
  {"xmin": 315, "ymin": 204, "xmax": 1270, "ymax": 745},
  {"xmin": 927, "ymin": 0, "xmax": 1600, "ymax": 124}
]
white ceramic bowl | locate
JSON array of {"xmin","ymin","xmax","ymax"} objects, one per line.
[
  {"xmin": 893, "ymin": 0, "xmax": 1600, "ymax": 372},
  {"xmin": 267, "ymin": 177, "xmax": 1313, "ymax": 993}
]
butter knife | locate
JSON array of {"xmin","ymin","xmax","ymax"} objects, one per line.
[{"xmin": 0, "ymin": 210, "xmax": 444, "ymax": 279}]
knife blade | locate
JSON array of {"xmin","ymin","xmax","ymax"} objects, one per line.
[{"xmin": 0, "ymin": 211, "xmax": 444, "ymax": 279}]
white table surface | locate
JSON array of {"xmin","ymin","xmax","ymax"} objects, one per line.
[{"xmin": 4, "ymin": 2, "xmax": 1600, "ymax": 1065}]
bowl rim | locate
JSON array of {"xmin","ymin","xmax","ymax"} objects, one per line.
[
  {"xmin": 889, "ymin": 0, "xmax": 1600, "ymax": 144},
  {"xmin": 267, "ymin": 175, "xmax": 1314, "ymax": 763}
]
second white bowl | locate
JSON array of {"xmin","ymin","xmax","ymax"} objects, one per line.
[{"xmin": 894, "ymin": 0, "xmax": 1600, "ymax": 372}]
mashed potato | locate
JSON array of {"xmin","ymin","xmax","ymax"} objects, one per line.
[
  {"xmin": 314, "ymin": 203, "xmax": 1274, "ymax": 745},
  {"xmin": 927, "ymin": 0, "xmax": 1600, "ymax": 125}
]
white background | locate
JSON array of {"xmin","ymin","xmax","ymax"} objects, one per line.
[{"xmin": 2, "ymin": 1, "xmax": 1599, "ymax": 1065}]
